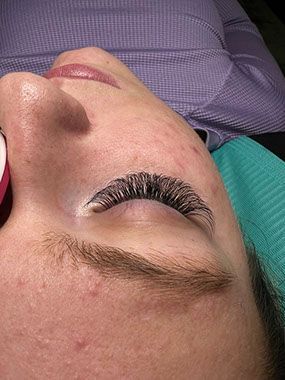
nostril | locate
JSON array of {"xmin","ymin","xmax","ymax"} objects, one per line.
[{"xmin": 0, "ymin": 180, "xmax": 13, "ymax": 228}]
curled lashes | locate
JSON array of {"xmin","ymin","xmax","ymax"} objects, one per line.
[{"xmin": 86, "ymin": 171, "xmax": 215, "ymax": 235}]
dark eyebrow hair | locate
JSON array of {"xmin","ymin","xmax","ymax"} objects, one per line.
[{"xmin": 31, "ymin": 231, "xmax": 237, "ymax": 302}]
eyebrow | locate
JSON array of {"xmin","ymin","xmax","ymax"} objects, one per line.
[{"xmin": 31, "ymin": 231, "xmax": 236, "ymax": 302}]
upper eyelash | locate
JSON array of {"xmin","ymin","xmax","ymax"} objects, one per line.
[
  {"xmin": 89, "ymin": 172, "xmax": 215, "ymax": 233},
  {"xmin": 95, "ymin": 174, "xmax": 193, "ymax": 213}
]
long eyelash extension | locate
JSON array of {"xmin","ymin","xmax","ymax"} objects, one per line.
[{"xmin": 89, "ymin": 171, "xmax": 215, "ymax": 234}]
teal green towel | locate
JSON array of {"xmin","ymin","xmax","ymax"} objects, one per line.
[{"xmin": 211, "ymin": 136, "xmax": 285, "ymax": 320}]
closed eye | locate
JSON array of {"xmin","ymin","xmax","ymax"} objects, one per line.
[{"xmin": 85, "ymin": 171, "xmax": 215, "ymax": 236}]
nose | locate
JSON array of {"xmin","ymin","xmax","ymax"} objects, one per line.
[
  {"xmin": 0, "ymin": 71, "xmax": 89, "ymax": 168},
  {"xmin": 0, "ymin": 72, "xmax": 90, "ymax": 222}
]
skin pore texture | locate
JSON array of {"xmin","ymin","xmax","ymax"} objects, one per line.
[{"xmin": 0, "ymin": 47, "xmax": 266, "ymax": 379}]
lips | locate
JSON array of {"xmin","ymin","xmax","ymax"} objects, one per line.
[{"xmin": 42, "ymin": 63, "xmax": 121, "ymax": 89}]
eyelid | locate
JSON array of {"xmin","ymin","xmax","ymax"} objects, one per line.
[{"xmin": 91, "ymin": 198, "xmax": 194, "ymax": 226}]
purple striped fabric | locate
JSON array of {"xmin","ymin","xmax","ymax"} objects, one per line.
[{"xmin": 1, "ymin": 0, "xmax": 284, "ymax": 151}]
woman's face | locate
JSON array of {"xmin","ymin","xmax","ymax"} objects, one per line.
[{"xmin": 0, "ymin": 47, "xmax": 264, "ymax": 378}]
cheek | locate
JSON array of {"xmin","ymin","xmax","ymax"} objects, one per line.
[
  {"xmin": 211, "ymin": 182, "xmax": 219, "ymax": 197},
  {"xmin": 161, "ymin": 139, "xmax": 220, "ymax": 197},
  {"xmin": 191, "ymin": 146, "xmax": 201, "ymax": 157},
  {"xmin": 180, "ymin": 143, "xmax": 211, "ymax": 177},
  {"xmin": 155, "ymin": 132, "xmax": 205, "ymax": 173}
]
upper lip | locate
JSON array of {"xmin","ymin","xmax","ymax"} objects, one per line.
[{"xmin": 42, "ymin": 63, "xmax": 121, "ymax": 89}]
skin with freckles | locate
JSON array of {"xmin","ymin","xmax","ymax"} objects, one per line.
[{"xmin": 0, "ymin": 47, "xmax": 267, "ymax": 379}]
